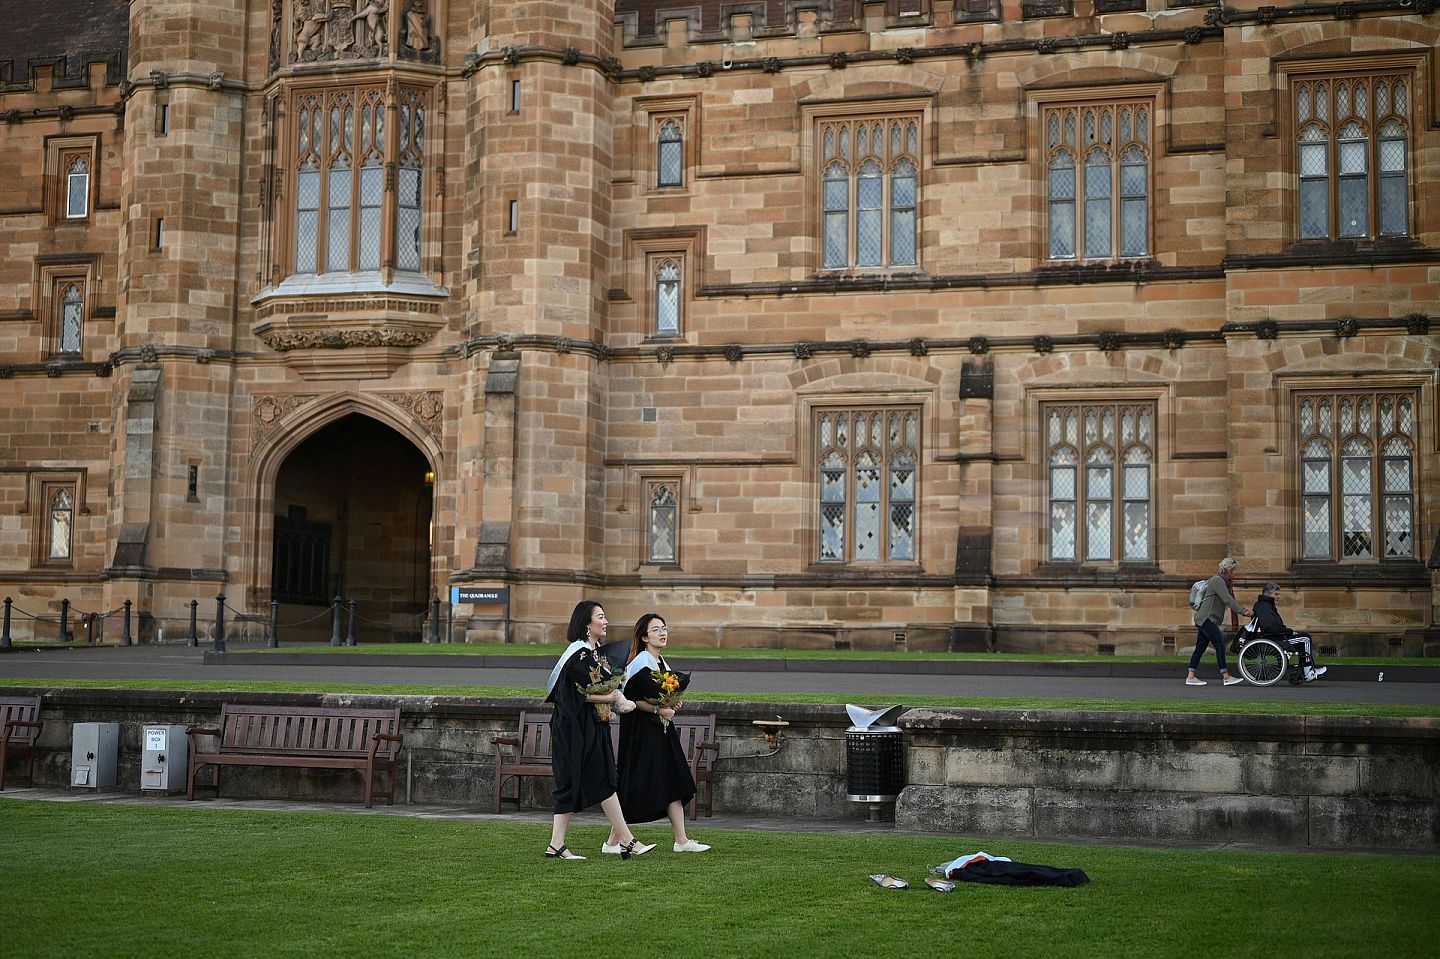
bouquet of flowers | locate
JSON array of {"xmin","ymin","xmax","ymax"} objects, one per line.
[
  {"xmin": 579, "ymin": 666, "xmax": 624, "ymax": 723},
  {"xmin": 649, "ymin": 669, "xmax": 684, "ymax": 730}
]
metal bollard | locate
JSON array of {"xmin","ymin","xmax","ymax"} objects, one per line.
[
  {"xmin": 267, "ymin": 600, "xmax": 279, "ymax": 648},
  {"xmin": 187, "ymin": 599, "xmax": 199, "ymax": 648},
  {"xmin": 213, "ymin": 593, "xmax": 227, "ymax": 653},
  {"xmin": 59, "ymin": 598, "xmax": 70, "ymax": 643},
  {"xmin": 345, "ymin": 599, "xmax": 357, "ymax": 646},
  {"xmin": 2, "ymin": 597, "xmax": 11, "ymax": 648},
  {"xmin": 330, "ymin": 595, "xmax": 343, "ymax": 647},
  {"xmin": 122, "ymin": 600, "xmax": 133, "ymax": 647},
  {"xmin": 430, "ymin": 596, "xmax": 441, "ymax": 644}
]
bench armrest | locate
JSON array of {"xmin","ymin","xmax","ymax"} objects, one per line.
[
  {"xmin": 369, "ymin": 731, "xmax": 403, "ymax": 760},
  {"xmin": 690, "ymin": 740, "xmax": 718, "ymax": 775},
  {"xmin": 187, "ymin": 726, "xmax": 221, "ymax": 740},
  {"xmin": 4, "ymin": 720, "xmax": 42, "ymax": 731},
  {"xmin": 492, "ymin": 736, "xmax": 519, "ymax": 747},
  {"xmin": 373, "ymin": 732, "xmax": 403, "ymax": 743}
]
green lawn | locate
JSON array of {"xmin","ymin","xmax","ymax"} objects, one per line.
[
  {"xmin": 0, "ymin": 799, "xmax": 1432, "ymax": 959},
  {"xmin": 236, "ymin": 642, "xmax": 1439, "ymax": 667},
  {"xmin": 2, "ymin": 677, "xmax": 1438, "ymax": 718}
]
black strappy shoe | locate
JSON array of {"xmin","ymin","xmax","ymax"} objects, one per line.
[
  {"xmin": 618, "ymin": 839, "xmax": 655, "ymax": 861},
  {"xmin": 544, "ymin": 844, "xmax": 586, "ymax": 860}
]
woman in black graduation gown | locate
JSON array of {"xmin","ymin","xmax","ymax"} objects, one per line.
[
  {"xmin": 608, "ymin": 612, "xmax": 711, "ymax": 854},
  {"xmin": 544, "ymin": 600, "xmax": 655, "ymax": 860}
]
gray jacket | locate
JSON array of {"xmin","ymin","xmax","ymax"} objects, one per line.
[{"xmin": 1193, "ymin": 573, "xmax": 1246, "ymax": 627}]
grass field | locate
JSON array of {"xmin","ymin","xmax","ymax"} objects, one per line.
[
  {"xmin": 0, "ymin": 799, "xmax": 1433, "ymax": 959},
  {"xmin": 2, "ymin": 676, "xmax": 1437, "ymax": 718}
]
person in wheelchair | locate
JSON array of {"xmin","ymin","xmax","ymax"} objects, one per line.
[{"xmin": 1252, "ymin": 582, "xmax": 1326, "ymax": 682}]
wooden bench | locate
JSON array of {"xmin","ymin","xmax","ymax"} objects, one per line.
[
  {"xmin": 492, "ymin": 709, "xmax": 718, "ymax": 818},
  {"xmin": 187, "ymin": 704, "xmax": 402, "ymax": 808},
  {"xmin": 0, "ymin": 695, "xmax": 43, "ymax": 791}
]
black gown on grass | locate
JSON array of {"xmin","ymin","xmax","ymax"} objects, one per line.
[
  {"xmin": 546, "ymin": 645, "xmax": 617, "ymax": 814},
  {"xmin": 616, "ymin": 656, "xmax": 695, "ymax": 823}
]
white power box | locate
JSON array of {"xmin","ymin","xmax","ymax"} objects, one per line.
[{"xmin": 140, "ymin": 724, "xmax": 190, "ymax": 793}]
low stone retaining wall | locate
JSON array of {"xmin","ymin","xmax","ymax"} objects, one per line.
[{"xmin": 5, "ymin": 688, "xmax": 1436, "ymax": 850}]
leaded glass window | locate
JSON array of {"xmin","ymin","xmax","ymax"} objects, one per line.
[
  {"xmin": 65, "ymin": 155, "xmax": 90, "ymax": 219},
  {"xmin": 816, "ymin": 406, "xmax": 920, "ymax": 563},
  {"xmin": 1046, "ymin": 402, "xmax": 1154, "ymax": 563},
  {"xmin": 48, "ymin": 487, "xmax": 74, "ymax": 562},
  {"xmin": 647, "ymin": 482, "xmax": 679, "ymax": 564},
  {"xmin": 1045, "ymin": 102, "xmax": 1150, "ymax": 260},
  {"xmin": 654, "ymin": 258, "xmax": 681, "ymax": 336},
  {"xmin": 657, "ymin": 119, "xmax": 683, "ymax": 188},
  {"xmin": 58, "ymin": 283, "xmax": 83, "ymax": 354},
  {"xmin": 1294, "ymin": 73, "xmax": 1410, "ymax": 240},
  {"xmin": 291, "ymin": 84, "xmax": 426, "ymax": 276},
  {"xmin": 1297, "ymin": 390, "xmax": 1417, "ymax": 561},
  {"xmin": 818, "ymin": 116, "xmax": 921, "ymax": 270}
]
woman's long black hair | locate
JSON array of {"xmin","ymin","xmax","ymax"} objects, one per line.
[
  {"xmin": 566, "ymin": 600, "xmax": 605, "ymax": 644},
  {"xmin": 629, "ymin": 612, "xmax": 666, "ymax": 664}
]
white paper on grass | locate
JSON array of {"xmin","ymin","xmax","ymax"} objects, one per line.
[{"xmin": 845, "ymin": 703, "xmax": 904, "ymax": 729}]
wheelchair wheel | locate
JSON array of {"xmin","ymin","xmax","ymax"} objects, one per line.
[{"xmin": 1237, "ymin": 637, "xmax": 1287, "ymax": 687}]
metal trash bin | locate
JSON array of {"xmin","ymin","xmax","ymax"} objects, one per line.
[{"xmin": 844, "ymin": 704, "xmax": 906, "ymax": 821}]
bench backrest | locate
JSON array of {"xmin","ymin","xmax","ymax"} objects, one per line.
[
  {"xmin": 216, "ymin": 704, "xmax": 401, "ymax": 759},
  {"xmin": 512, "ymin": 709, "xmax": 714, "ymax": 768},
  {"xmin": 1, "ymin": 696, "xmax": 42, "ymax": 744},
  {"xmin": 514, "ymin": 710, "xmax": 554, "ymax": 764}
]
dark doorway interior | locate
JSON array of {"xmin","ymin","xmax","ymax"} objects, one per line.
[{"xmin": 272, "ymin": 414, "xmax": 434, "ymax": 642}]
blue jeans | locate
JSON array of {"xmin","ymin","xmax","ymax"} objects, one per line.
[{"xmin": 1188, "ymin": 619, "xmax": 1228, "ymax": 673}]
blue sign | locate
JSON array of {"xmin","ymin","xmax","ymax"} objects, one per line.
[{"xmin": 451, "ymin": 586, "xmax": 509, "ymax": 605}]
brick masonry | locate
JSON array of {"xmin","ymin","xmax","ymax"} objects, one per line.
[{"xmin": 0, "ymin": 2, "xmax": 1437, "ymax": 653}]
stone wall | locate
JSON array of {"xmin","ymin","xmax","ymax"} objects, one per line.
[{"xmin": 8, "ymin": 687, "xmax": 1437, "ymax": 850}]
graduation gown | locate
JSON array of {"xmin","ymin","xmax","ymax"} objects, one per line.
[
  {"xmin": 616, "ymin": 654, "xmax": 695, "ymax": 823},
  {"xmin": 546, "ymin": 644, "xmax": 617, "ymax": 814}
]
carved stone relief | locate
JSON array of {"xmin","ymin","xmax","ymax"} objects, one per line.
[
  {"xmin": 258, "ymin": 328, "xmax": 435, "ymax": 352},
  {"xmin": 399, "ymin": 0, "xmax": 439, "ymax": 61},
  {"xmin": 379, "ymin": 390, "xmax": 444, "ymax": 440},
  {"xmin": 291, "ymin": 0, "xmax": 389, "ymax": 64},
  {"xmin": 252, "ymin": 393, "xmax": 319, "ymax": 450}
]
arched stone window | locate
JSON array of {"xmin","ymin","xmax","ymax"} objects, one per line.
[
  {"xmin": 817, "ymin": 407, "xmax": 920, "ymax": 563},
  {"xmin": 1046, "ymin": 402, "xmax": 1153, "ymax": 563},
  {"xmin": 1045, "ymin": 102, "xmax": 1150, "ymax": 260},
  {"xmin": 818, "ymin": 117, "xmax": 921, "ymax": 270}
]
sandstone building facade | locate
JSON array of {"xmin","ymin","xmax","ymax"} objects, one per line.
[{"xmin": 1, "ymin": 0, "xmax": 1437, "ymax": 652}]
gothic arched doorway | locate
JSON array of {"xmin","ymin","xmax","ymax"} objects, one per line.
[{"xmin": 270, "ymin": 413, "xmax": 434, "ymax": 642}]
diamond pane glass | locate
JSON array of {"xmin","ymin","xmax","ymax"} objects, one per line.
[
  {"xmin": 1339, "ymin": 178, "xmax": 1368, "ymax": 237},
  {"xmin": 1395, "ymin": 80, "xmax": 1407, "ymax": 113},
  {"xmin": 856, "ymin": 210, "xmax": 883, "ymax": 267},
  {"xmin": 1123, "ymin": 502, "xmax": 1149, "ymax": 561},
  {"xmin": 1048, "ymin": 410, "xmax": 1062, "ymax": 445},
  {"xmin": 1297, "ymin": 84, "xmax": 1312, "ymax": 122},
  {"xmin": 60, "ymin": 287, "xmax": 82, "ymax": 353},
  {"xmin": 1376, "ymin": 80, "xmax": 1389, "ymax": 117},
  {"xmin": 1084, "ymin": 411, "xmax": 1098, "ymax": 446},
  {"xmin": 1303, "ymin": 496, "xmax": 1330, "ymax": 558},
  {"xmin": 905, "ymin": 412, "xmax": 917, "ymax": 448},
  {"xmin": 656, "ymin": 272, "xmax": 680, "ymax": 336},
  {"xmin": 1121, "ymin": 158, "xmax": 1146, "ymax": 196},
  {"xmin": 1051, "ymin": 502, "xmax": 1076, "ymax": 560},
  {"xmin": 837, "ymin": 414, "xmax": 848, "ymax": 449},
  {"xmin": 857, "ymin": 166, "xmax": 882, "ymax": 208},
  {"xmin": 890, "ymin": 504, "xmax": 914, "ymax": 561},
  {"xmin": 1121, "ymin": 198, "xmax": 1148, "ymax": 257},
  {"xmin": 1342, "ymin": 496, "xmax": 1373, "ymax": 558},
  {"xmin": 1050, "ymin": 157, "xmax": 1075, "ymax": 199},
  {"xmin": 1336, "ymin": 82, "xmax": 1350, "ymax": 119},
  {"xmin": 1085, "ymin": 155, "xmax": 1111, "ymax": 199},
  {"xmin": 1338, "ymin": 138, "xmax": 1366, "ymax": 175},
  {"xmin": 1339, "ymin": 398, "xmax": 1354, "ymax": 435},
  {"xmin": 892, "ymin": 172, "xmax": 917, "ymax": 208},
  {"xmin": 1123, "ymin": 464, "xmax": 1148, "ymax": 499},
  {"xmin": 1299, "ymin": 399, "xmax": 1314, "ymax": 434},
  {"xmin": 1049, "ymin": 202, "xmax": 1075, "ymax": 258},
  {"xmin": 1319, "ymin": 400, "xmax": 1333, "ymax": 435},
  {"xmin": 1300, "ymin": 180, "xmax": 1328, "ymax": 239},
  {"xmin": 1138, "ymin": 408, "xmax": 1152, "ymax": 444},
  {"xmin": 821, "ymin": 459, "xmax": 846, "ymax": 503},
  {"xmin": 824, "ymin": 212, "xmax": 848, "ymax": 268},
  {"xmin": 1302, "ymin": 459, "xmax": 1330, "ymax": 495},
  {"xmin": 1357, "ymin": 397, "xmax": 1372, "ymax": 436},
  {"xmin": 1341, "ymin": 455, "xmax": 1371, "ymax": 495},
  {"xmin": 326, "ymin": 169, "xmax": 352, "ymax": 272},
  {"xmin": 1051, "ymin": 465, "xmax": 1076, "ymax": 501},
  {"xmin": 1398, "ymin": 397, "xmax": 1413, "ymax": 436},
  {"xmin": 66, "ymin": 171, "xmax": 88, "ymax": 218},
  {"xmin": 1086, "ymin": 502, "xmax": 1112, "ymax": 560},
  {"xmin": 649, "ymin": 505, "xmax": 676, "ymax": 563},
  {"xmin": 1379, "ymin": 174, "xmax": 1406, "ymax": 235},
  {"xmin": 820, "ymin": 414, "xmax": 833, "ymax": 448},
  {"xmin": 891, "ymin": 209, "xmax": 916, "ymax": 266},
  {"xmin": 890, "ymin": 452, "xmax": 915, "ymax": 501},
  {"xmin": 1383, "ymin": 497, "xmax": 1412, "ymax": 558},
  {"xmin": 358, "ymin": 170, "xmax": 383, "ymax": 270},
  {"xmin": 1382, "ymin": 456, "xmax": 1410, "ymax": 493},
  {"xmin": 1087, "ymin": 465, "xmax": 1112, "ymax": 502},
  {"xmin": 49, "ymin": 490, "xmax": 72, "ymax": 561},
  {"xmin": 854, "ymin": 502, "xmax": 880, "ymax": 560},
  {"xmin": 1084, "ymin": 192, "xmax": 1111, "ymax": 259},
  {"xmin": 1299, "ymin": 141, "xmax": 1328, "ymax": 176},
  {"xmin": 397, "ymin": 171, "xmax": 422, "ymax": 272},
  {"xmin": 658, "ymin": 139, "xmax": 682, "ymax": 186},
  {"xmin": 820, "ymin": 504, "xmax": 845, "ymax": 560}
]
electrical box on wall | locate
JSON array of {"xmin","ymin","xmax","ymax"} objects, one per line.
[
  {"xmin": 140, "ymin": 725, "xmax": 189, "ymax": 793},
  {"xmin": 70, "ymin": 722, "xmax": 119, "ymax": 789}
]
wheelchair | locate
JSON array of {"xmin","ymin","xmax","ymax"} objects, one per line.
[{"xmin": 1234, "ymin": 623, "xmax": 1308, "ymax": 687}]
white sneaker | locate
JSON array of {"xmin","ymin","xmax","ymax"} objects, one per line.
[
  {"xmin": 1303, "ymin": 667, "xmax": 1316, "ymax": 682},
  {"xmin": 1223, "ymin": 676, "xmax": 1244, "ymax": 686},
  {"xmin": 600, "ymin": 842, "xmax": 623, "ymax": 855},
  {"xmin": 673, "ymin": 839, "xmax": 711, "ymax": 853},
  {"xmin": 1185, "ymin": 677, "xmax": 1206, "ymax": 686},
  {"xmin": 1313, "ymin": 666, "xmax": 1327, "ymax": 679}
]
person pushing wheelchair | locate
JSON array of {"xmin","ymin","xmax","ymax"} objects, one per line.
[{"xmin": 1253, "ymin": 582, "xmax": 1327, "ymax": 683}]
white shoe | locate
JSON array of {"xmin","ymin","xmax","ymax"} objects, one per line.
[
  {"xmin": 674, "ymin": 839, "xmax": 711, "ymax": 853},
  {"xmin": 619, "ymin": 840, "xmax": 655, "ymax": 859},
  {"xmin": 1223, "ymin": 676, "xmax": 1244, "ymax": 686},
  {"xmin": 1303, "ymin": 667, "xmax": 1316, "ymax": 682},
  {"xmin": 600, "ymin": 842, "xmax": 623, "ymax": 855},
  {"xmin": 1185, "ymin": 677, "xmax": 1206, "ymax": 686},
  {"xmin": 1313, "ymin": 666, "xmax": 1327, "ymax": 679}
]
